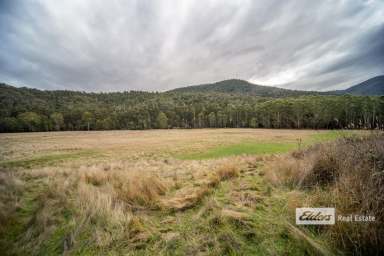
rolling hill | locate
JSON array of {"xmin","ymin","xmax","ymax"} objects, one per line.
[
  {"xmin": 169, "ymin": 76, "xmax": 384, "ymax": 97},
  {"xmin": 168, "ymin": 79, "xmax": 321, "ymax": 97},
  {"xmin": 336, "ymin": 75, "xmax": 384, "ymax": 96}
]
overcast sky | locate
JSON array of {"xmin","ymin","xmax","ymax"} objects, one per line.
[{"xmin": 0, "ymin": 0, "xmax": 383, "ymax": 92}]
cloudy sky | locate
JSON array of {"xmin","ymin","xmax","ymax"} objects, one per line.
[{"xmin": 0, "ymin": 0, "xmax": 383, "ymax": 92}]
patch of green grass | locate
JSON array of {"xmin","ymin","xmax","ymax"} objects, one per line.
[
  {"xmin": 0, "ymin": 180, "xmax": 46, "ymax": 255},
  {"xmin": 305, "ymin": 130, "xmax": 356, "ymax": 147},
  {"xmin": 180, "ymin": 142, "xmax": 297, "ymax": 160},
  {"xmin": 0, "ymin": 150, "xmax": 100, "ymax": 169},
  {"xmin": 179, "ymin": 131, "xmax": 356, "ymax": 160}
]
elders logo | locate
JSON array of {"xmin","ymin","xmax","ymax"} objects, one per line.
[{"xmin": 296, "ymin": 208, "xmax": 335, "ymax": 225}]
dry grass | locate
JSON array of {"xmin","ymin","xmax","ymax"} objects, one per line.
[
  {"xmin": 162, "ymin": 161, "xmax": 241, "ymax": 211},
  {"xmin": 265, "ymin": 141, "xmax": 354, "ymax": 188},
  {"xmin": 80, "ymin": 168, "xmax": 167, "ymax": 208},
  {"xmin": 264, "ymin": 154, "xmax": 313, "ymax": 187},
  {"xmin": 161, "ymin": 186, "xmax": 210, "ymax": 211},
  {"xmin": 0, "ymin": 171, "xmax": 23, "ymax": 230},
  {"xmin": 0, "ymin": 129, "xmax": 363, "ymax": 255},
  {"xmin": 77, "ymin": 182, "xmax": 132, "ymax": 227},
  {"xmin": 221, "ymin": 208, "xmax": 250, "ymax": 220},
  {"xmin": 0, "ymin": 156, "xmax": 248, "ymax": 254},
  {"xmin": 264, "ymin": 133, "xmax": 384, "ymax": 254},
  {"xmin": 34, "ymin": 164, "xmax": 164, "ymax": 252},
  {"xmin": 203, "ymin": 162, "xmax": 240, "ymax": 188},
  {"xmin": 0, "ymin": 129, "xmax": 325, "ymax": 162},
  {"xmin": 214, "ymin": 163, "xmax": 240, "ymax": 180}
]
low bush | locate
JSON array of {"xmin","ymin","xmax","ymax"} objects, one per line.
[{"xmin": 265, "ymin": 133, "xmax": 384, "ymax": 254}]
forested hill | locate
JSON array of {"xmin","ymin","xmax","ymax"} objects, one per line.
[
  {"xmin": 169, "ymin": 76, "xmax": 384, "ymax": 97},
  {"xmin": 336, "ymin": 75, "xmax": 384, "ymax": 96},
  {"xmin": 168, "ymin": 79, "xmax": 321, "ymax": 97},
  {"xmin": 1, "ymin": 81, "xmax": 383, "ymax": 132}
]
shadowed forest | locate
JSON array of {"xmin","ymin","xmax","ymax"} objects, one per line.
[{"xmin": 1, "ymin": 82, "xmax": 383, "ymax": 132}]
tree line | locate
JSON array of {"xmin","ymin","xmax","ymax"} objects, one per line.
[{"xmin": 0, "ymin": 84, "xmax": 383, "ymax": 132}]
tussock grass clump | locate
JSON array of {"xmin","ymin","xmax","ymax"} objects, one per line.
[
  {"xmin": 81, "ymin": 168, "xmax": 109, "ymax": 186},
  {"xmin": 207, "ymin": 162, "xmax": 240, "ymax": 187},
  {"xmin": 215, "ymin": 163, "xmax": 240, "ymax": 180},
  {"xmin": 77, "ymin": 182, "xmax": 132, "ymax": 228},
  {"xmin": 111, "ymin": 171, "xmax": 167, "ymax": 207},
  {"xmin": 79, "ymin": 166, "xmax": 168, "ymax": 208},
  {"xmin": 264, "ymin": 154, "xmax": 312, "ymax": 187},
  {"xmin": 265, "ymin": 133, "xmax": 384, "ymax": 254}
]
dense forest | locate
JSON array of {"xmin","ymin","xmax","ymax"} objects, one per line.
[{"xmin": 0, "ymin": 82, "xmax": 383, "ymax": 132}]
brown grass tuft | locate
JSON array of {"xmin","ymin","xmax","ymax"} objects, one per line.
[
  {"xmin": 77, "ymin": 182, "xmax": 132, "ymax": 228},
  {"xmin": 77, "ymin": 164, "xmax": 168, "ymax": 208},
  {"xmin": 111, "ymin": 171, "xmax": 167, "ymax": 207},
  {"xmin": 81, "ymin": 168, "xmax": 109, "ymax": 186},
  {"xmin": 205, "ymin": 162, "xmax": 240, "ymax": 188},
  {"xmin": 264, "ymin": 154, "xmax": 312, "ymax": 187},
  {"xmin": 161, "ymin": 186, "xmax": 210, "ymax": 211},
  {"xmin": 215, "ymin": 163, "xmax": 240, "ymax": 180},
  {"xmin": 221, "ymin": 209, "xmax": 250, "ymax": 220}
]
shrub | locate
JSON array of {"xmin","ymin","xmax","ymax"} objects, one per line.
[
  {"xmin": 302, "ymin": 152, "xmax": 340, "ymax": 187},
  {"xmin": 264, "ymin": 133, "xmax": 384, "ymax": 254}
]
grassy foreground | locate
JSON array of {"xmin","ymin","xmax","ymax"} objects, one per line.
[{"xmin": 0, "ymin": 129, "xmax": 377, "ymax": 255}]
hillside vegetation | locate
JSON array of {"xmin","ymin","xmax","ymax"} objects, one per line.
[
  {"xmin": 171, "ymin": 76, "xmax": 384, "ymax": 97},
  {"xmin": 1, "ymin": 81, "xmax": 383, "ymax": 132},
  {"xmin": 169, "ymin": 79, "xmax": 320, "ymax": 97},
  {"xmin": 336, "ymin": 75, "xmax": 384, "ymax": 96}
]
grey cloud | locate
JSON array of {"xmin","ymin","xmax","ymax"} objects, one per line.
[{"xmin": 0, "ymin": 0, "xmax": 383, "ymax": 92}]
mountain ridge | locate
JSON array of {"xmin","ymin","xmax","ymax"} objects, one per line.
[
  {"xmin": 168, "ymin": 76, "xmax": 384, "ymax": 97},
  {"xmin": 1, "ymin": 75, "xmax": 383, "ymax": 97},
  {"xmin": 168, "ymin": 79, "xmax": 322, "ymax": 97},
  {"xmin": 333, "ymin": 75, "xmax": 384, "ymax": 96}
]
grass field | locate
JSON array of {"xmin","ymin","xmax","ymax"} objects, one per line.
[
  {"xmin": 0, "ymin": 129, "xmax": 365, "ymax": 255},
  {"xmin": 0, "ymin": 129, "xmax": 347, "ymax": 167}
]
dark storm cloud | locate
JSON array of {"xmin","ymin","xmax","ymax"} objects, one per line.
[{"xmin": 0, "ymin": 0, "xmax": 383, "ymax": 92}]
